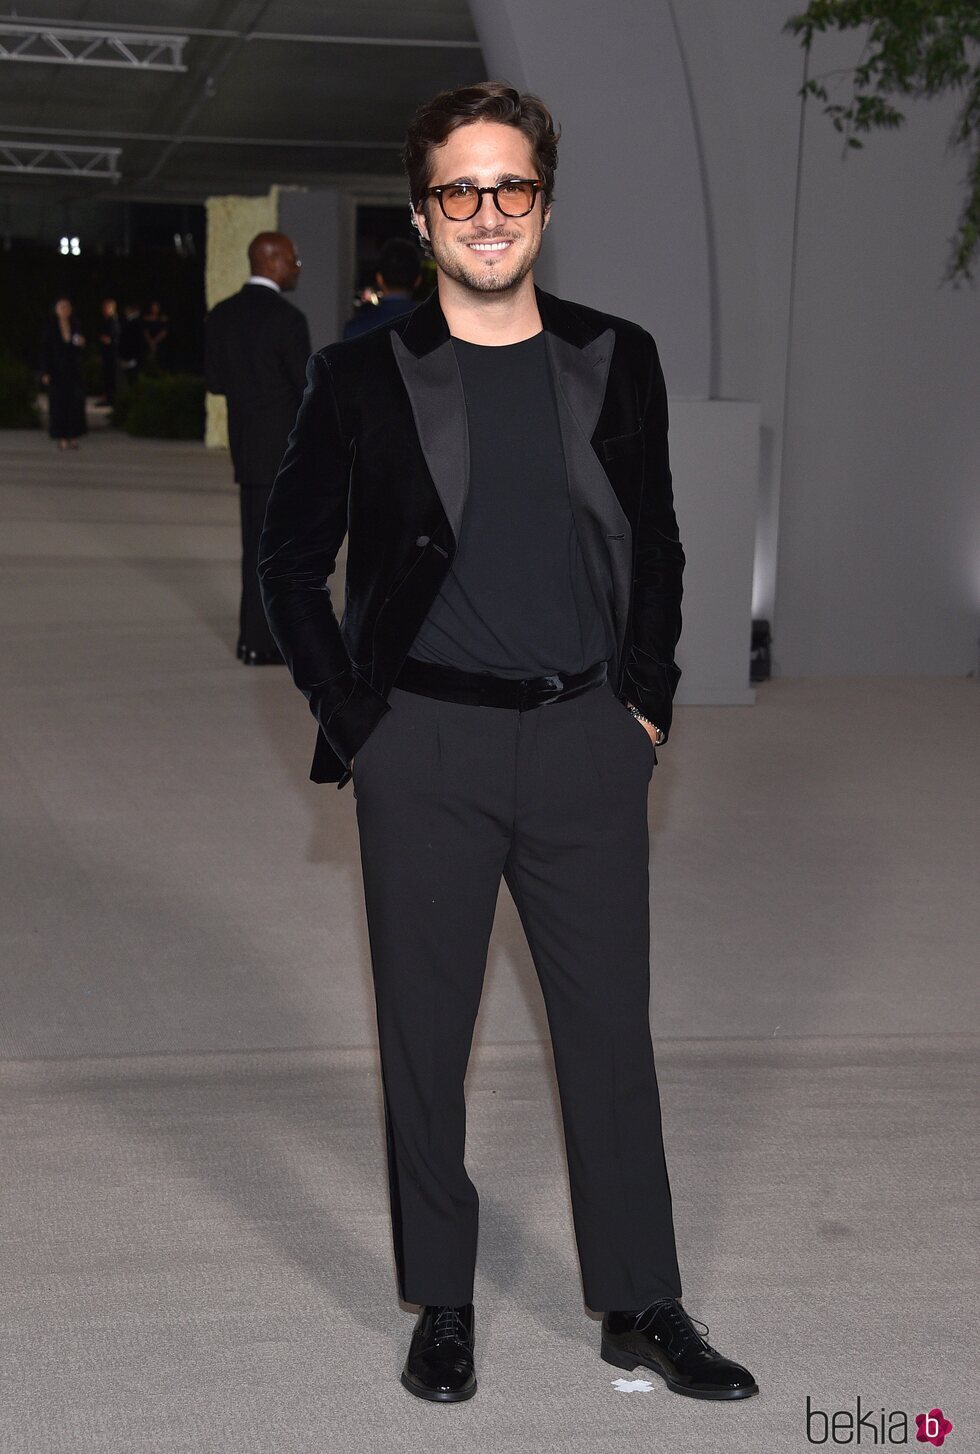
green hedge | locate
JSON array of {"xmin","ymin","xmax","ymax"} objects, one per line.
[
  {"xmin": 0, "ymin": 355, "xmax": 41, "ymax": 428},
  {"xmin": 118, "ymin": 372, "xmax": 205, "ymax": 439}
]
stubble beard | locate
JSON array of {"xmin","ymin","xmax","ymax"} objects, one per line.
[{"xmin": 430, "ymin": 227, "xmax": 542, "ymax": 295}]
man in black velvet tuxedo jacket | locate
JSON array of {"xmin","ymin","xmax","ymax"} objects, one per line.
[
  {"xmin": 260, "ymin": 274, "xmax": 681, "ymax": 790},
  {"xmin": 259, "ymin": 81, "xmax": 757, "ymax": 1408}
]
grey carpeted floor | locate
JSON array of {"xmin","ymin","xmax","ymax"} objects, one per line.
[{"xmin": 1, "ymin": 428, "xmax": 977, "ymax": 1452}]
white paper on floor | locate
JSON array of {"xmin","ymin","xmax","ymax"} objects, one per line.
[{"xmin": 611, "ymin": 1377, "xmax": 656, "ymax": 1393}]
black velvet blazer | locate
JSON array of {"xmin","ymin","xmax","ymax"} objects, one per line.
[{"xmin": 258, "ymin": 283, "xmax": 685, "ymax": 789}]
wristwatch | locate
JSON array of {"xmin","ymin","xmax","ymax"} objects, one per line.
[{"xmin": 626, "ymin": 701, "xmax": 666, "ymax": 745}]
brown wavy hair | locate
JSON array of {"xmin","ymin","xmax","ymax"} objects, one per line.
[{"xmin": 401, "ymin": 81, "xmax": 561, "ymax": 255}]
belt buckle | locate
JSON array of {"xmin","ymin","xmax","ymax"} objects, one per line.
[{"xmin": 522, "ymin": 672, "xmax": 564, "ymax": 710}]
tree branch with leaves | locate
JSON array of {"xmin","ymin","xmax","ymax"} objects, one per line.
[{"xmin": 785, "ymin": 1, "xmax": 979, "ymax": 283}]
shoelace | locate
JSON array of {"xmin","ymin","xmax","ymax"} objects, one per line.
[
  {"xmin": 431, "ymin": 1306, "xmax": 470, "ymax": 1345},
  {"xmin": 635, "ymin": 1298, "xmax": 711, "ymax": 1351}
]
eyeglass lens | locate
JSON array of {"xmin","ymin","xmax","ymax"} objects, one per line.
[{"xmin": 440, "ymin": 182, "xmax": 537, "ymax": 219}]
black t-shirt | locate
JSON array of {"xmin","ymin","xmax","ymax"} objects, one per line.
[{"xmin": 409, "ymin": 331, "xmax": 612, "ymax": 677}]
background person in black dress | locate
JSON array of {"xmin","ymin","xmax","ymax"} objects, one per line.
[
  {"xmin": 205, "ymin": 232, "xmax": 310, "ymax": 664},
  {"xmin": 141, "ymin": 301, "xmax": 169, "ymax": 371},
  {"xmin": 97, "ymin": 298, "xmax": 120, "ymax": 406},
  {"xmin": 40, "ymin": 298, "xmax": 87, "ymax": 451}
]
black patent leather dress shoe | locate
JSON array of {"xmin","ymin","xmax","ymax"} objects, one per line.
[
  {"xmin": 241, "ymin": 647, "xmax": 284, "ymax": 666},
  {"xmin": 400, "ymin": 1303, "xmax": 477, "ymax": 1403},
  {"xmin": 601, "ymin": 1297, "xmax": 758, "ymax": 1400}
]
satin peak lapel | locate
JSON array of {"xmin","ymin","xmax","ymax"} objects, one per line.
[
  {"xmin": 545, "ymin": 328, "xmax": 632, "ymax": 669},
  {"xmin": 546, "ymin": 327, "xmax": 615, "ymax": 444},
  {"xmin": 390, "ymin": 331, "xmax": 468, "ymax": 546}
]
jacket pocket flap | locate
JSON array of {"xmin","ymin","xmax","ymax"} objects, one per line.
[{"xmin": 602, "ymin": 428, "xmax": 644, "ymax": 461}]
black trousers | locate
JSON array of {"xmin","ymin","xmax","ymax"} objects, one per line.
[
  {"xmin": 239, "ymin": 483, "xmax": 280, "ymax": 656},
  {"xmin": 352, "ymin": 673, "xmax": 683, "ymax": 1312}
]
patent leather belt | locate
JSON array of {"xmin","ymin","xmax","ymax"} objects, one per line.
[{"xmin": 394, "ymin": 655, "xmax": 609, "ymax": 710}]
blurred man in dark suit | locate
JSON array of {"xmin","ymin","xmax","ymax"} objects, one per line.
[
  {"xmin": 343, "ymin": 237, "xmax": 422, "ymax": 339},
  {"xmin": 97, "ymin": 298, "xmax": 120, "ymax": 407},
  {"xmin": 205, "ymin": 232, "xmax": 311, "ymax": 664},
  {"xmin": 118, "ymin": 303, "xmax": 144, "ymax": 382}
]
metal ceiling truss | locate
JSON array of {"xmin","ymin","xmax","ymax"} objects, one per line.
[
  {"xmin": 6, "ymin": 123, "xmax": 401, "ymax": 151},
  {"xmin": 0, "ymin": 22, "xmax": 187, "ymax": 71},
  {"xmin": 0, "ymin": 17, "xmax": 478, "ymax": 49},
  {"xmin": 0, "ymin": 141, "xmax": 121, "ymax": 181}
]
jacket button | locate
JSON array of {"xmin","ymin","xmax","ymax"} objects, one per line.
[{"xmin": 416, "ymin": 534, "xmax": 430, "ymax": 547}]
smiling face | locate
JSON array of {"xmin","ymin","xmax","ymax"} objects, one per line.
[{"xmin": 413, "ymin": 119, "xmax": 551, "ymax": 296}]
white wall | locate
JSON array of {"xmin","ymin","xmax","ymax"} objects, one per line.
[
  {"xmin": 673, "ymin": 3, "xmax": 980, "ymax": 676},
  {"xmin": 277, "ymin": 187, "xmax": 355, "ymax": 352},
  {"xmin": 776, "ymin": 61, "xmax": 980, "ymax": 674},
  {"xmin": 671, "ymin": 401, "xmax": 759, "ymax": 704}
]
